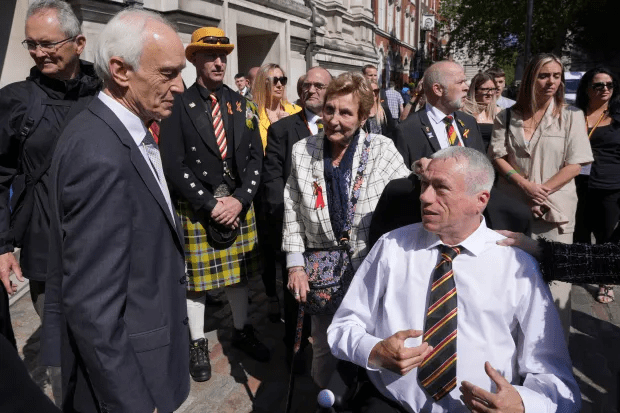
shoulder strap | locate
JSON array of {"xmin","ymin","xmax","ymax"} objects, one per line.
[
  {"xmin": 16, "ymin": 87, "xmax": 45, "ymax": 174},
  {"xmin": 504, "ymin": 107, "xmax": 511, "ymax": 143}
]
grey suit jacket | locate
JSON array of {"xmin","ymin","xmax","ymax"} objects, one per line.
[{"xmin": 42, "ymin": 97, "xmax": 190, "ymax": 413}]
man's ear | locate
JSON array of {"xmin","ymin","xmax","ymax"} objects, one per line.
[
  {"xmin": 109, "ymin": 56, "xmax": 131, "ymax": 88},
  {"xmin": 74, "ymin": 34, "xmax": 86, "ymax": 56},
  {"xmin": 432, "ymin": 83, "xmax": 443, "ymax": 97},
  {"xmin": 476, "ymin": 190, "xmax": 491, "ymax": 212}
]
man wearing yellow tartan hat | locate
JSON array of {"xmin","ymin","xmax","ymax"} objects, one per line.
[
  {"xmin": 160, "ymin": 26, "xmax": 268, "ymax": 383},
  {"xmin": 327, "ymin": 147, "xmax": 580, "ymax": 412}
]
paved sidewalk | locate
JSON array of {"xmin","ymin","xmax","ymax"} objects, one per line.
[{"xmin": 10, "ymin": 280, "xmax": 620, "ymax": 412}]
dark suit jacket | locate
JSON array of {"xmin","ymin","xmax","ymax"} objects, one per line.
[
  {"xmin": 370, "ymin": 109, "xmax": 531, "ymax": 246},
  {"xmin": 159, "ymin": 83, "xmax": 262, "ymax": 214},
  {"xmin": 393, "ymin": 108, "xmax": 485, "ymax": 168},
  {"xmin": 42, "ymin": 98, "xmax": 190, "ymax": 413}
]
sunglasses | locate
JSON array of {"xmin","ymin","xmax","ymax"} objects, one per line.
[
  {"xmin": 592, "ymin": 82, "xmax": 614, "ymax": 91},
  {"xmin": 268, "ymin": 76, "xmax": 288, "ymax": 86},
  {"xmin": 198, "ymin": 36, "xmax": 230, "ymax": 45}
]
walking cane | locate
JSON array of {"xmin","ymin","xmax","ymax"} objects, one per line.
[{"xmin": 285, "ymin": 302, "xmax": 305, "ymax": 413}]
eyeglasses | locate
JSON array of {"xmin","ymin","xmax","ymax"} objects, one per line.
[
  {"xmin": 268, "ymin": 76, "xmax": 288, "ymax": 86},
  {"xmin": 476, "ymin": 87, "xmax": 498, "ymax": 94},
  {"xmin": 198, "ymin": 36, "xmax": 230, "ymax": 45},
  {"xmin": 302, "ymin": 82, "xmax": 327, "ymax": 91},
  {"xmin": 592, "ymin": 82, "xmax": 614, "ymax": 91},
  {"xmin": 22, "ymin": 36, "xmax": 76, "ymax": 52}
]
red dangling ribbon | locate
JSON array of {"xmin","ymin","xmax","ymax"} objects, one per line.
[{"xmin": 313, "ymin": 181, "xmax": 325, "ymax": 209}]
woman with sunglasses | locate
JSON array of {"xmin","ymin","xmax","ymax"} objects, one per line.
[
  {"xmin": 252, "ymin": 63, "xmax": 301, "ymax": 151},
  {"xmin": 488, "ymin": 53, "xmax": 593, "ymax": 341},
  {"xmin": 462, "ymin": 72, "xmax": 501, "ymax": 151},
  {"xmin": 574, "ymin": 67, "xmax": 620, "ymax": 303},
  {"xmin": 362, "ymin": 81, "xmax": 396, "ymax": 140}
]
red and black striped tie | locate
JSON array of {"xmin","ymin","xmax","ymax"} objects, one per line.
[
  {"xmin": 418, "ymin": 244, "xmax": 462, "ymax": 401},
  {"xmin": 210, "ymin": 93, "xmax": 228, "ymax": 159}
]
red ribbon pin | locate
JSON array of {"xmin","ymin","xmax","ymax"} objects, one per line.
[{"xmin": 313, "ymin": 181, "xmax": 325, "ymax": 209}]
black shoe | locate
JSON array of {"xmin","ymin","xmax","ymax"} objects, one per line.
[
  {"xmin": 232, "ymin": 325, "xmax": 270, "ymax": 362},
  {"xmin": 267, "ymin": 296, "xmax": 281, "ymax": 323},
  {"xmin": 189, "ymin": 338, "xmax": 212, "ymax": 382}
]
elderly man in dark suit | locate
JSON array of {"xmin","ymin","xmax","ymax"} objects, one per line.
[
  {"xmin": 370, "ymin": 61, "xmax": 530, "ymax": 246},
  {"xmin": 259, "ymin": 66, "xmax": 331, "ymax": 370},
  {"xmin": 42, "ymin": 9, "xmax": 189, "ymax": 413},
  {"xmin": 160, "ymin": 27, "xmax": 267, "ymax": 383}
]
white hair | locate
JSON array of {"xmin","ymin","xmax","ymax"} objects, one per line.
[
  {"xmin": 430, "ymin": 146, "xmax": 495, "ymax": 194},
  {"xmin": 27, "ymin": 0, "xmax": 81, "ymax": 37},
  {"xmin": 93, "ymin": 7, "xmax": 176, "ymax": 87}
]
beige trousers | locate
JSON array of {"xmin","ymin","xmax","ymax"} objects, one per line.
[{"xmin": 310, "ymin": 314, "xmax": 338, "ymax": 388}]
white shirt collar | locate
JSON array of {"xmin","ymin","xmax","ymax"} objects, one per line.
[
  {"xmin": 423, "ymin": 216, "xmax": 488, "ymax": 257},
  {"xmin": 425, "ymin": 102, "xmax": 454, "ymax": 126},
  {"xmin": 97, "ymin": 91, "xmax": 148, "ymax": 146},
  {"xmin": 305, "ymin": 107, "xmax": 321, "ymax": 125}
]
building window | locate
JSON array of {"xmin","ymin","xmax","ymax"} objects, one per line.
[
  {"xmin": 387, "ymin": 0, "xmax": 394, "ymax": 34},
  {"xmin": 378, "ymin": 0, "xmax": 386, "ymax": 30},
  {"xmin": 404, "ymin": 8, "xmax": 410, "ymax": 44},
  {"xmin": 395, "ymin": 5, "xmax": 401, "ymax": 38}
]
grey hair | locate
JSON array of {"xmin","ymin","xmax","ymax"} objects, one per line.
[
  {"xmin": 430, "ymin": 146, "xmax": 495, "ymax": 194},
  {"xmin": 423, "ymin": 61, "xmax": 463, "ymax": 94},
  {"xmin": 27, "ymin": 0, "xmax": 81, "ymax": 37},
  {"xmin": 93, "ymin": 7, "xmax": 176, "ymax": 87}
]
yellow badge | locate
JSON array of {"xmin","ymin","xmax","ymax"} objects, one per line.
[{"xmin": 236, "ymin": 101, "xmax": 242, "ymax": 112}]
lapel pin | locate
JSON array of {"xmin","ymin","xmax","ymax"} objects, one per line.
[
  {"xmin": 236, "ymin": 101, "xmax": 242, "ymax": 112},
  {"xmin": 425, "ymin": 126, "xmax": 430, "ymax": 132},
  {"xmin": 227, "ymin": 102, "xmax": 233, "ymax": 115},
  {"xmin": 189, "ymin": 102, "xmax": 196, "ymax": 108}
]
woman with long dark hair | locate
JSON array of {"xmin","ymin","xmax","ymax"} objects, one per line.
[
  {"xmin": 575, "ymin": 67, "xmax": 620, "ymax": 303},
  {"xmin": 488, "ymin": 53, "xmax": 593, "ymax": 340}
]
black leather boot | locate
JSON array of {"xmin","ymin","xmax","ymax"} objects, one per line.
[
  {"xmin": 232, "ymin": 325, "xmax": 270, "ymax": 362},
  {"xmin": 189, "ymin": 338, "xmax": 212, "ymax": 382}
]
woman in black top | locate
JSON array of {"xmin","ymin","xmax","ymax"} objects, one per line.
[
  {"xmin": 575, "ymin": 67, "xmax": 620, "ymax": 303},
  {"xmin": 462, "ymin": 72, "xmax": 500, "ymax": 151}
]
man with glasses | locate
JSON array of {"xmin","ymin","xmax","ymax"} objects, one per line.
[
  {"xmin": 0, "ymin": 0, "xmax": 100, "ymax": 405},
  {"xmin": 160, "ymin": 27, "xmax": 267, "ymax": 383},
  {"xmin": 260, "ymin": 66, "xmax": 332, "ymax": 372}
]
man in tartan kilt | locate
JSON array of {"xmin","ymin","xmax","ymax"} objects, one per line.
[{"xmin": 160, "ymin": 27, "xmax": 268, "ymax": 383}]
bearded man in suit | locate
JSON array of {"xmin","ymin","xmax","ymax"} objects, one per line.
[{"xmin": 42, "ymin": 8, "xmax": 189, "ymax": 413}]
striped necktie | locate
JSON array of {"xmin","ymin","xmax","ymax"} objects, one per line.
[
  {"xmin": 418, "ymin": 244, "xmax": 462, "ymax": 401},
  {"xmin": 443, "ymin": 115, "xmax": 461, "ymax": 146},
  {"xmin": 210, "ymin": 93, "xmax": 228, "ymax": 159}
]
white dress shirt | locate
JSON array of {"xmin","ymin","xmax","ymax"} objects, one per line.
[
  {"xmin": 97, "ymin": 92, "xmax": 175, "ymax": 220},
  {"xmin": 327, "ymin": 219, "xmax": 580, "ymax": 413},
  {"xmin": 305, "ymin": 108, "xmax": 321, "ymax": 135},
  {"xmin": 425, "ymin": 103, "xmax": 464, "ymax": 148},
  {"xmin": 496, "ymin": 95, "xmax": 516, "ymax": 109}
]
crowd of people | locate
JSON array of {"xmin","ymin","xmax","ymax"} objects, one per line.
[{"xmin": 1, "ymin": 1, "xmax": 620, "ymax": 413}]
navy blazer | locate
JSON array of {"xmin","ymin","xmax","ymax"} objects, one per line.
[
  {"xmin": 42, "ymin": 97, "xmax": 190, "ymax": 413},
  {"xmin": 160, "ymin": 83, "xmax": 263, "ymax": 214},
  {"xmin": 393, "ymin": 108, "xmax": 485, "ymax": 168}
]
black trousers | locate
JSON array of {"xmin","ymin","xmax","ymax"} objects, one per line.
[
  {"xmin": 0, "ymin": 286, "xmax": 16, "ymax": 348},
  {"xmin": 573, "ymin": 174, "xmax": 592, "ymax": 244},
  {"xmin": 351, "ymin": 379, "xmax": 408, "ymax": 413},
  {"xmin": 589, "ymin": 187, "xmax": 620, "ymax": 243}
]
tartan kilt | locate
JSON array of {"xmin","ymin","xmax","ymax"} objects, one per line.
[{"xmin": 177, "ymin": 200, "xmax": 262, "ymax": 292}]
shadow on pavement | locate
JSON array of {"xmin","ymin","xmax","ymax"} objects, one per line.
[{"xmin": 571, "ymin": 309, "xmax": 620, "ymax": 413}]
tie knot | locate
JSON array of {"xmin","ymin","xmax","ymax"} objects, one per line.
[
  {"xmin": 443, "ymin": 115, "xmax": 454, "ymax": 125},
  {"xmin": 210, "ymin": 93, "xmax": 218, "ymax": 104},
  {"xmin": 142, "ymin": 130, "xmax": 157, "ymax": 146},
  {"xmin": 439, "ymin": 244, "xmax": 461, "ymax": 261}
]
